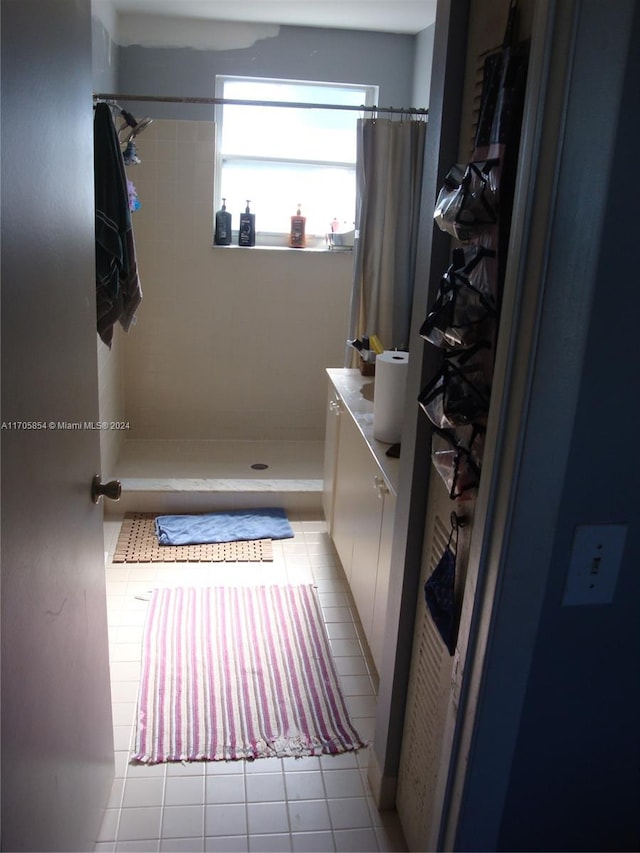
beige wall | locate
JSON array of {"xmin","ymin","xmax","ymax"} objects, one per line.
[{"xmin": 98, "ymin": 119, "xmax": 354, "ymax": 446}]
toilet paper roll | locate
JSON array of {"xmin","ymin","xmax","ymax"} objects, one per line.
[{"xmin": 373, "ymin": 350, "xmax": 410, "ymax": 444}]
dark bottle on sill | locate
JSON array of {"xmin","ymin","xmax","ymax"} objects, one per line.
[
  {"xmin": 214, "ymin": 197, "xmax": 232, "ymax": 245},
  {"xmin": 238, "ymin": 200, "xmax": 255, "ymax": 247}
]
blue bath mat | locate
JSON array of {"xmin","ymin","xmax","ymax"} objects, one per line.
[{"xmin": 154, "ymin": 508, "xmax": 294, "ymax": 546}]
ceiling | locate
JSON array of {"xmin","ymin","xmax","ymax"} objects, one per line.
[{"xmin": 103, "ymin": 0, "xmax": 437, "ymax": 35}]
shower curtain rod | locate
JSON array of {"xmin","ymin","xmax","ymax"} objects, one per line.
[{"xmin": 93, "ymin": 92, "xmax": 428, "ymax": 116}]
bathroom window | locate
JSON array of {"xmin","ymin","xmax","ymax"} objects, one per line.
[{"xmin": 214, "ymin": 75, "xmax": 378, "ymax": 241}]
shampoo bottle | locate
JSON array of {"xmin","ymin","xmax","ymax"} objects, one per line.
[
  {"xmin": 238, "ymin": 200, "xmax": 255, "ymax": 247},
  {"xmin": 289, "ymin": 204, "xmax": 306, "ymax": 248},
  {"xmin": 214, "ymin": 197, "xmax": 232, "ymax": 245}
]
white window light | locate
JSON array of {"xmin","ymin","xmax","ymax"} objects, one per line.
[{"xmin": 214, "ymin": 76, "xmax": 378, "ymax": 243}]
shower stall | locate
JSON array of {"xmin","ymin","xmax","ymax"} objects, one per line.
[{"xmin": 97, "ymin": 115, "xmax": 354, "ymax": 516}]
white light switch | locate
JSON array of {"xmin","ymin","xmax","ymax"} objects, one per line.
[{"xmin": 562, "ymin": 523, "xmax": 627, "ymax": 607}]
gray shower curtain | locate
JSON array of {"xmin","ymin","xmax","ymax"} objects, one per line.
[{"xmin": 347, "ymin": 117, "xmax": 426, "ymax": 358}]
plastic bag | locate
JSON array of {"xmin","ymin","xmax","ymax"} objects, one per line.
[
  {"xmin": 431, "ymin": 427, "xmax": 484, "ymax": 500},
  {"xmin": 418, "ymin": 342, "xmax": 493, "ymax": 429},
  {"xmin": 433, "ymin": 160, "xmax": 499, "ymax": 242},
  {"xmin": 420, "ymin": 246, "xmax": 497, "ymax": 348}
]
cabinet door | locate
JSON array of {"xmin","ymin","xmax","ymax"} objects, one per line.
[
  {"xmin": 349, "ymin": 445, "xmax": 385, "ymax": 651},
  {"xmin": 331, "ymin": 408, "xmax": 362, "ymax": 580},
  {"xmin": 370, "ymin": 489, "xmax": 396, "ymax": 674},
  {"xmin": 322, "ymin": 387, "xmax": 342, "ymax": 534}
]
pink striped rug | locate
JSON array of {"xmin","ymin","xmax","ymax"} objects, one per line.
[{"xmin": 132, "ymin": 585, "xmax": 365, "ymax": 763}]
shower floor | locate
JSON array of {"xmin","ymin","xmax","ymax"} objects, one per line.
[{"xmin": 106, "ymin": 439, "xmax": 325, "ymax": 516}]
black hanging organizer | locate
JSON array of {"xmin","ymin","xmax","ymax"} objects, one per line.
[{"xmin": 419, "ymin": 0, "xmax": 529, "ymax": 502}]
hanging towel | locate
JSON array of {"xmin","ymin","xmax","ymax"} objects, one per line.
[
  {"xmin": 94, "ymin": 102, "xmax": 142, "ymax": 347},
  {"xmin": 424, "ymin": 525, "xmax": 458, "ymax": 656},
  {"xmin": 154, "ymin": 508, "xmax": 294, "ymax": 546}
]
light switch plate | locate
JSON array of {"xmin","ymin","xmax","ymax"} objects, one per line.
[{"xmin": 562, "ymin": 523, "xmax": 627, "ymax": 606}]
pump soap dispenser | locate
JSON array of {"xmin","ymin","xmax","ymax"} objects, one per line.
[
  {"xmin": 238, "ymin": 200, "xmax": 256, "ymax": 247},
  {"xmin": 289, "ymin": 204, "xmax": 306, "ymax": 248},
  {"xmin": 214, "ymin": 197, "xmax": 232, "ymax": 245}
]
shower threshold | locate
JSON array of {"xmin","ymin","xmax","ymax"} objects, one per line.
[{"xmin": 104, "ymin": 439, "xmax": 324, "ymax": 516}]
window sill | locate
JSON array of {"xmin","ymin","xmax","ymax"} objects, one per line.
[{"xmin": 211, "ymin": 243, "xmax": 353, "ymax": 254}]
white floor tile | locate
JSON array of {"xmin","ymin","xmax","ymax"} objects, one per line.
[
  {"xmin": 245, "ymin": 758, "xmax": 283, "ymax": 775},
  {"xmin": 245, "ymin": 772, "xmax": 286, "ymax": 803},
  {"xmin": 110, "ymin": 661, "xmax": 143, "ymax": 682},
  {"xmin": 319, "ymin": 752, "xmax": 358, "ymax": 772},
  {"xmin": 324, "ymin": 769, "xmax": 366, "ymax": 801},
  {"xmin": 340, "ymin": 676, "xmax": 375, "ymax": 697},
  {"xmin": 206, "ymin": 760, "xmax": 244, "ymax": 776},
  {"xmin": 282, "ymin": 756, "xmax": 320, "ymax": 773},
  {"xmin": 333, "ymin": 827, "xmax": 379, "ymax": 852},
  {"xmin": 112, "ymin": 702, "xmax": 137, "ymax": 726},
  {"xmin": 325, "ymin": 623, "xmax": 359, "ymax": 642},
  {"xmin": 328, "ymin": 639, "xmax": 363, "ymax": 658},
  {"xmin": 97, "ymin": 808, "xmax": 120, "ymax": 842},
  {"xmin": 167, "ymin": 762, "xmax": 207, "ymax": 777},
  {"xmin": 283, "ymin": 772, "xmax": 325, "ymax": 802},
  {"xmin": 246, "ymin": 801, "xmax": 289, "ymax": 835},
  {"xmin": 116, "ymin": 840, "xmax": 160, "ymax": 852},
  {"xmin": 160, "ymin": 837, "xmax": 204, "ymax": 852},
  {"xmin": 117, "ymin": 806, "xmax": 163, "ymax": 841},
  {"xmin": 206, "ymin": 773, "xmax": 245, "ymax": 804},
  {"xmin": 248, "ymin": 833, "xmax": 292, "ymax": 853},
  {"xmin": 114, "ymin": 725, "xmax": 134, "ymax": 751},
  {"xmin": 111, "ymin": 643, "xmax": 143, "ymax": 663},
  {"xmin": 122, "ymin": 777, "xmax": 165, "ymax": 808},
  {"xmin": 165, "ymin": 775, "xmax": 205, "ymax": 806},
  {"xmin": 291, "ymin": 830, "xmax": 336, "ymax": 852},
  {"xmin": 345, "ymin": 695, "xmax": 376, "ymax": 718},
  {"xmin": 205, "ymin": 803, "xmax": 247, "ymax": 837},
  {"xmin": 127, "ymin": 761, "xmax": 166, "ymax": 779},
  {"xmin": 334, "ymin": 657, "xmax": 369, "ymax": 677},
  {"xmin": 320, "ymin": 606, "xmax": 352, "ymax": 623},
  {"xmin": 161, "ymin": 804, "xmax": 205, "ymax": 838},
  {"xmin": 327, "ymin": 798, "xmax": 372, "ymax": 831},
  {"xmin": 106, "ymin": 778, "xmax": 125, "ymax": 810},
  {"xmin": 350, "ymin": 718, "xmax": 375, "ymax": 743},
  {"xmin": 205, "ymin": 835, "xmax": 248, "ymax": 852},
  {"xmin": 287, "ymin": 799, "xmax": 331, "ymax": 833}
]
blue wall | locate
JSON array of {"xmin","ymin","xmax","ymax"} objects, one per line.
[{"xmin": 115, "ymin": 24, "xmax": 418, "ymax": 120}]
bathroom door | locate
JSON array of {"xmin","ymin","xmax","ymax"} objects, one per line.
[{"xmin": 1, "ymin": 2, "xmax": 115, "ymax": 851}]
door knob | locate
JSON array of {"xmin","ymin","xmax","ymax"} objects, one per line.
[{"xmin": 91, "ymin": 474, "xmax": 122, "ymax": 504}]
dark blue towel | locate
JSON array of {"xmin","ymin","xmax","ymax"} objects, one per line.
[
  {"xmin": 94, "ymin": 102, "xmax": 142, "ymax": 347},
  {"xmin": 424, "ymin": 545, "xmax": 457, "ymax": 656},
  {"xmin": 154, "ymin": 508, "xmax": 294, "ymax": 546}
]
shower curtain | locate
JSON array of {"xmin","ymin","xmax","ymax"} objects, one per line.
[{"xmin": 347, "ymin": 117, "xmax": 427, "ymax": 358}]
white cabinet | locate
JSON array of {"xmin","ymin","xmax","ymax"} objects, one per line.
[
  {"xmin": 331, "ymin": 407, "xmax": 360, "ymax": 580},
  {"xmin": 370, "ymin": 487, "xmax": 396, "ymax": 671},
  {"xmin": 323, "ymin": 369, "xmax": 399, "ymax": 676}
]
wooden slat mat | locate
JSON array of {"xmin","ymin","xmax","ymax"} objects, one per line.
[{"xmin": 113, "ymin": 513, "xmax": 274, "ymax": 563}]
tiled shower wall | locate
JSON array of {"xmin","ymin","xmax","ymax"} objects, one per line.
[
  {"xmin": 97, "ymin": 119, "xmax": 353, "ymax": 446},
  {"xmin": 97, "ymin": 327, "xmax": 125, "ymax": 477}
]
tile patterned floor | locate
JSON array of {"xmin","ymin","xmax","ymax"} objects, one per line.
[{"xmin": 95, "ymin": 514, "xmax": 408, "ymax": 853}]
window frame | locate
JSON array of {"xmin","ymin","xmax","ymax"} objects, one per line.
[{"xmin": 213, "ymin": 75, "xmax": 378, "ymax": 245}]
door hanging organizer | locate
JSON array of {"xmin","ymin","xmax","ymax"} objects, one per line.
[{"xmin": 418, "ymin": 0, "xmax": 529, "ymax": 501}]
